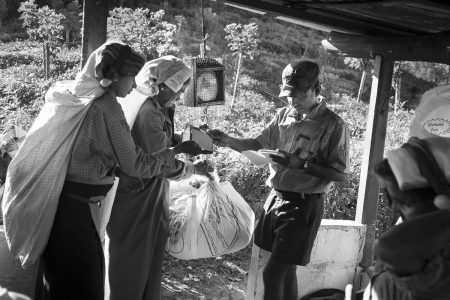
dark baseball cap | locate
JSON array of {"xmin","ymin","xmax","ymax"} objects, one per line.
[{"xmin": 279, "ymin": 61, "xmax": 320, "ymax": 98}]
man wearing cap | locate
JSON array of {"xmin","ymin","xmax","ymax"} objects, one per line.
[
  {"xmin": 106, "ymin": 56, "xmax": 212, "ymax": 300},
  {"xmin": 208, "ymin": 60, "xmax": 350, "ymax": 299}
]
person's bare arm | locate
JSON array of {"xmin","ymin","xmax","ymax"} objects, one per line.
[
  {"xmin": 374, "ymin": 210, "xmax": 450, "ymax": 275},
  {"xmin": 303, "ymin": 160, "xmax": 348, "ymax": 182},
  {"xmin": 208, "ymin": 129, "xmax": 262, "ymax": 152}
]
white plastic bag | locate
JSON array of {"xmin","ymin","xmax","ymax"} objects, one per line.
[{"xmin": 167, "ymin": 179, "xmax": 255, "ymax": 260}]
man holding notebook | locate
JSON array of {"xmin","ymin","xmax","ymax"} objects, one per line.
[{"xmin": 208, "ymin": 60, "xmax": 350, "ymax": 300}]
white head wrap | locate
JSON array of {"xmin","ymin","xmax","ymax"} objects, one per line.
[
  {"xmin": 135, "ymin": 55, "xmax": 191, "ymax": 97},
  {"xmin": 71, "ymin": 41, "xmax": 144, "ymax": 99},
  {"xmin": 71, "ymin": 42, "xmax": 113, "ymax": 99}
]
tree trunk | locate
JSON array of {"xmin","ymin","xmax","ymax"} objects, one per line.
[
  {"xmin": 81, "ymin": 0, "xmax": 108, "ymax": 68},
  {"xmin": 66, "ymin": 29, "xmax": 70, "ymax": 47},
  {"xmin": 357, "ymin": 69, "xmax": 367, "ymax": 102},
  {"xmin": 230, "ymin": 52, "xmax": 242, "ymax": 108},
  {"xmin": 43, "ymin": 42, "xmax": 50, "ymax": 80}
]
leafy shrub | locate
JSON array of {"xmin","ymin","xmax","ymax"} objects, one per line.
[
  {"xmin": 108, "ymin": 7, "xmax": 177, "ymax": 59},
  {"xmin": 18, "ymin": 0, "xmax": 65, "ymax": 53},
  {"xmin": 399, "ymin": 71, "xmax": 436, "ymax": 109},
  {"xmin": 47, "ymin": 47, "xmax": 80, "ymax": 81},
  {"xmin": 258, "ymin": 39, "xmax": 288, "ymax": 54},
  {"xmin": 0, "ymin": 52, "xmax": 40, "ymax": 69}
]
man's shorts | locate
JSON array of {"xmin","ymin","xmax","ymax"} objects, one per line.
[{"xmin": 253, "ymin": 189, "xmax": 325, "ymax": 266}]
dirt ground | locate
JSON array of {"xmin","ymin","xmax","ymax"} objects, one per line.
[{"xmin": 161, "ymin": 245, "xmax": 252, "ymax": 300}]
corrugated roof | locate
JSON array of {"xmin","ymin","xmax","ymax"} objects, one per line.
[{"xmin": 224, "ymin": 0, "xmax": 450, "ymax": 36}]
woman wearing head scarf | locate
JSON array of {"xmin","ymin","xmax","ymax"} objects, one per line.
[
  {"xmin": 2, "ymin": 42, "xmax": 204, "ymax": 300},
  {"xmin": 350, "ymin": 137, "xmax": 450, "ymax": 300},
  {"xmin": 105, "ymin": 55, "xmax": 212, "ymax": 300}
]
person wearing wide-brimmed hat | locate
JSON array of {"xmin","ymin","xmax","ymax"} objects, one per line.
[
  {"xmin": 105, "ymin": 55, "xmax": 212, "ymax": 300},
  {"xmin": 208, "ymin": 60, "xmax": 350, "ymax": 299},
  {"xmin": 348, "ymin": 137, "xmax": 450, "ymax": 300}
]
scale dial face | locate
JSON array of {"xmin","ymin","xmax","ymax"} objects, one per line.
[{"xmin": 196, "ymin": 71, "xmax": 218, "ymax": 102}]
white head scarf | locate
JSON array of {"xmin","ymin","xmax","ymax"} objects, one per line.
[
  {"xmin": 71, "ymin": 42, "xmax": 112, "ymax": 99},
  {"xmin": 135, "ymin": 55, "xmax": 191, "ymax": 97},
  {"xmin": 71, "ymin": 41, "xmax": 145, "ymax": 99}
]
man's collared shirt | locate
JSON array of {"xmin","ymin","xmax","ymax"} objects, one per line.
[{"xmin": 256, "ymin": 100, "xmax": 350, "ymax": 194}]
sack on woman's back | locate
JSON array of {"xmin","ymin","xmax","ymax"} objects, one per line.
[
  {"xmin": 167, "ymin": 178, "xmax": 255, "ymax": 260},
  {"xmin": 2, "ymin": 81, "xmax": 92, "ymax": 267}
]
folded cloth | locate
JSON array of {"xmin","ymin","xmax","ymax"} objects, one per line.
[{"xmin": 386, "ymin": 137, "xmax": 450, "ymax": 191}]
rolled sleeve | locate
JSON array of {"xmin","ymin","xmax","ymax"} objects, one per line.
[
  {"xmin": 256, "ymin": 111, "xmax": 281, "ymax": 150},
  {"xmin": 322, "ymin": 121, "xmax": 350, "ymax": 173}
]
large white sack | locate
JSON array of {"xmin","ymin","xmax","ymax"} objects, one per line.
[
  {"xmin": 167, "ymin": 179, "xmax": 255, "ymax": 260},
  {"xmin": 1, "ymin": 81, "xmax": 92, "ymax": 268}
]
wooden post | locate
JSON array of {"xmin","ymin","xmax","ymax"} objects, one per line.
[
  {"xmin": 42, "ymin": 43, "xmax": 47, "ymax": 80},
  {"xmin": 355, "ymin": 55, "xmax": 393, "ymax": 267},
  {"xmin": 357, "ymin": 69, "xmax": 367, "ymax": 102},
  {"xmin": 394, "ymin": 76, "xmax": 401, "ymax": 113},
  {"xmin": 66, "ymin": 29, "xmax": 70, "ymax": 47},
  {"xmin": 80, "ymin": 0, "xmax": 108, "ymax": 68}
]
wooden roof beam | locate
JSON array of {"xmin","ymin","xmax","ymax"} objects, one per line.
[
  {"xmin": 405, "ymin": 0, "xmax": 450, "ymax": 14},
  {"xmin": 224, "ymin": 0, "xmax": 419, "ymax": 35},
  {"xmin": 324, "ymin": 30, "xmax": 450, "ymax": 64}
]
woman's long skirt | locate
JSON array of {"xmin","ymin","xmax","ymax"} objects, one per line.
[{"xmin": 34, "ymin": 181, "xmax": 112, "ymax": 300}]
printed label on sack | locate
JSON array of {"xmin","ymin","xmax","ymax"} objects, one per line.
[{"xmin": 423, "ymin": 112, "xmax": 450, "ymax": 137}]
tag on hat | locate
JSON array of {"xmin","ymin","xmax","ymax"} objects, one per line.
[{"xmin": 409, "ymin": 85, "xmax": 450, "ymax": 138}]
